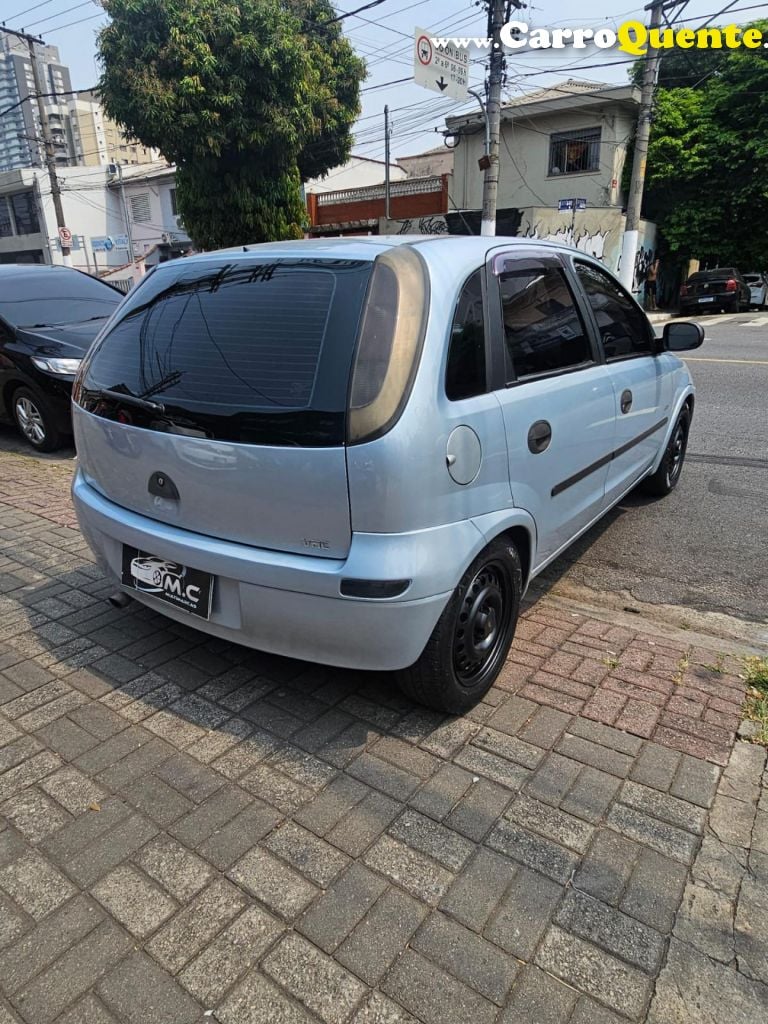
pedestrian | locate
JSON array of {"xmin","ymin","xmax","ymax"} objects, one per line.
[{"xmin": 646, "ymin": 257, "xmax": 660, "ymax": 311}]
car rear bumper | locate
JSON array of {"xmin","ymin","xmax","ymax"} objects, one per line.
[{"xmin": 72, "ymin": 472, "xmax": 462, "ymax": 672}]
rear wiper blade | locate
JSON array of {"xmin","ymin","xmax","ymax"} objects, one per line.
[{"xmin": 97, "ymin": 389, "xmax": 165, "ymax": 415}]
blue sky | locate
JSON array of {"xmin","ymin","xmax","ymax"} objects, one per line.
[{"xmin": 9, "ymin": 0, "xmax": 767, "ymax": 162}]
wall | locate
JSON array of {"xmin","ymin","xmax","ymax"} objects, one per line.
[
  {"xmin": 519, "ymin": 206, "xmax": 657, "ymax": 293},
  {"xmin": 119, "ymin": 171, "xmax": 190, "ymax": 256},
  {"xmin": 305, "ymin": 156, "xmax": 406, "ymax": 195},
  {"xmin": 451, "ymin": 105, "xmax": 636, "ymax": 215},
  {"xmin": 397, "ymin": 149, "xmax": 454, "ymax": 179},
  {"xmin": 309, "ymin": 176, "xmax": 449, "ymax": 231},
  {"xmin": 379, "ymin": 214, "xmax": 449, "ymax": 235}
]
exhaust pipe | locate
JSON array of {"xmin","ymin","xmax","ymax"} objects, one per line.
[{"xmin": 108, "ymin": 591, "xmax": 133, "ymax": 610}]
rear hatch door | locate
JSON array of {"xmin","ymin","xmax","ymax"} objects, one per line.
[{"xmin": 74, "ymin": 256, "xmax": 372, "ymax": 559}]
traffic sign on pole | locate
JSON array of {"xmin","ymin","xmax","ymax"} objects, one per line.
[
  {"xmin": 58, "ymin": 225, "xmax": 73, "ymax": 246},
  {"xmin": 413, "ymin": 28, "xmax": 468, "ymax": 102}
]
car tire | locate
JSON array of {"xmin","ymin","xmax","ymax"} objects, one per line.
[
  {"xmin": 11, "ymin": 386, "xmax": 63, "ymax": 452},
  {"xmin": 395, "ymin": 538, "xmax": 522, "ymax": 713},
  {"xmin": 641, "ymin": 407, "xmax": 691, "ymax": 498}
]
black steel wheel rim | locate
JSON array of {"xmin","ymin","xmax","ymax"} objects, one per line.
[
  {"xmin": 453, "ymin": 560, "xmax": 513, "ymax": 687},
  {"xmin": 668, "ymin": 418, "xmax": 688, "ymax": 485}
]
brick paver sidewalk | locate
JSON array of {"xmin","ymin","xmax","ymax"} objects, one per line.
[{"xmin": 0, "ymin": 446, "xmax": 766, "ymax": 1024}]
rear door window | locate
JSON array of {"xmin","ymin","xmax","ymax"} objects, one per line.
[
  {"xmin": 78, "ymin": 258, "xmax": 372, "ymax": 446},
  {"xmin": 446, "ymin": 270, "xmax": 487, "ymax": 400},
  {"xmin": 575, "ymin": 262, "xmax": 655, "ymax": 361}
]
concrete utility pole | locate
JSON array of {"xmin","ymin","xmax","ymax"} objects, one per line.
[
  {"xmin": 1, "ymin": 27, "xmax": 72, "ymax": 267},
  {"xmin": 114, "ymin": 162, "xmax": 136, "ymax": 270},
  {"xmin": 481, "ymin": 0, "xmax": 522, "ymax": 236},
  {"xmin": 618, "ymin": 0, "xmax": 667, "ymax": 291},
  {"xmin": 384, "ymin": 105, "xmax": 392, "ymax": 221}
]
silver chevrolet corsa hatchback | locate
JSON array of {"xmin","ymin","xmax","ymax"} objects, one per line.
[{"xmin": 72, "ymin": 237, "xmax": 703, "ymax": 712}]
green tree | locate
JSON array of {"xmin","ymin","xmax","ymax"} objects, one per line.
[
  {"xmin": 98, "ymin": 0, "xmax": 365, "ymax": 248},
  {"xmin": 637, "ymin": 21, "xmax": 768, "ymax": 266}
]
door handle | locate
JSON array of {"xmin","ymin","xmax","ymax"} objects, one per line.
[
  {"xmin": 620, "ymin": 389, "xmax": 633, "ymax": 415},
  {"xmin": 528, "ymin": 420, "xmax": 552, "ymax": 454}
]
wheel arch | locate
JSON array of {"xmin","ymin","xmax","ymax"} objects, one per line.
[
  {"xmin": 650, "ymin": 386, "xmax": 695, "ymax": 475},
  {"xmin": 469, "ymin": 509, "xmax": 537, "ymax": 593}
]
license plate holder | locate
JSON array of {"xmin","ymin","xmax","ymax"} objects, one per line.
[
  {"xmin": 121, "ymin": 547, "xmax": 214, "ymax": 619},
  {"xmin": 698, "ymin": 297, "xmax": 715, "ymax": 303}
]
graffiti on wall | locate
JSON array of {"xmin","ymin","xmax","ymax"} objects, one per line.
[
  {"xmin": 519, "ymin": 219, "xmax": 612, "ymax": 263},
  {"xmin": 380, "ymin": 215, "xmax": 449, "ymax": 235}
]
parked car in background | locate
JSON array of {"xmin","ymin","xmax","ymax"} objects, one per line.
[
  {"xmin": 0, "ymin": 266, "xmax": 122, "ymax": 450},
  {"xmin": 72, "ymin": 237, "xmax": 704, "ymax": 713},
  {"xmin": 744, "ymin": 272, "xmax": 768, "ymax": 310},
  {"xmin": 679, "ymin": 267, "xmax": 750, "ymax": 315}
]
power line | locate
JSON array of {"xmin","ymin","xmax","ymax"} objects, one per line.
[
  {"xmin": 25, "ymin": 0, "xmax": 96, "ymax": 30},
  {"xmin": 5, "ymin": 0, "xmax": 59, "ymax": 22},
  {"xmin": 327, "ymin": 0, "xmax": 392, "ymax": 24}
]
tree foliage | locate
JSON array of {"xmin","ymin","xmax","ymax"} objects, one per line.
[
  {"xmin": 638, "ymin": 22, "xmax": 768, "ymax": 267},
  {"xmin": 98, "ymin": 0, "xmax": 365, "ymax": 248}
]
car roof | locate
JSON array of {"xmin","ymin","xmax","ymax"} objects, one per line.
[{"xmin": 0, "ymin": 264, "xmax": 85, "ymax": 278}]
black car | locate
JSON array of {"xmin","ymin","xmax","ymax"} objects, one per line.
[
  {"xmin": 0, "ymin": 266, "xmax": 123, "ymax": 450},
  {"xmin": 679, "ymin": 267, "xmax": 751, "ymax": 315}
]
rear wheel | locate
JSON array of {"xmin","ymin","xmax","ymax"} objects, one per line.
[
  {"xmin": 642, "ymin": 407, "xmax": 690, "ymax": 497},
  {"xmin": 11, "ymin": 386, "xmax": 62, "ymax": 452},
  {"xmin": 395, "ymin": 538, "xmax": 522, "ymax": 713}
]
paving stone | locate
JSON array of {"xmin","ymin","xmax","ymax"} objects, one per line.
[
  {"xmin": 228, "ymin": 847, "xmax": 319, "ymax": 920},
  {"xmin": 37, "ymin": 765, "xmax": 106, "ymax": 816},
  {"xmin": 94, "ymin": 737, "xmax": 175, "ymax": 790},
  {"xmin": 263, "ymin": 932, "xmax": 367, "ymax": 1024},
  {"xmin": 153, "ymin": 751, "xmax": 224, "ymax": 802},
  {"xmin": 444, "ymin": 777, "xmax": 511, "ymax": 842},
  {"xmin": 14, "ymin": 920, "xmax": 132, "ymax": 1024},
  {"xmin": 607, "ymin": 803, "xmax": 699, "ymax": 864},
  {"xmin": 486, "ymin": 696, "xmax": 538, "ymax": 736},
  {"xmin": 336, "ymin": 887, "xmax": 427, "ymax": 986},
  {"xmin": 505, "ymin": 793, "xmax": 595, "ymax": 853},
  {"xmin": 675, "ymin": 880, "xmax": 735, "ymax": 963},
  {"xmin": 328, "ymin": 791, "xmax": 401, "ymax": 858},
  {"xmin": 692, "ymin": 834, "xmax": 747, "ymax": 899},
  {"xmin": 217, "ymin": 971, "xmax": 315, "ymax": 1024},
  {"xmin": 488, "ymin": 818, "xmax": 579, "ymax": 884},
  {"xmin": 0, "ymin": 789, "xmax": 70, "ymax": 843},
  {"xmin": 168, "ymin": 784, "xmax": 252, "ymax": 848},
  {"xmin": 388, "ymin": 809, "xmax": 474, "ymax": 872},
  {"xmin": 0, "ymin": 895, "xmax": 102, "ymax": 996},
  {"xmin": 648, "ymin": 935, "xmax": 768, "ymax": 1024},
  {"xmin": 561, "ymin": 766, "xmax": 622, "ymax": 824},
  {"xmin": 351, "ymin": 992, "xmax": 420, "ymax": 1024},
  {"xmin": 347, "ymin": 754, "xmax": 420, "ymax": 802},
  {"xmin": 147, "ymin": 877, "xmax": 246, "ymax": 973},
  {"xmin": 0, "ymin": 751, "xmax": 62, "ymax": 803},
  {"xmin": 0, "ymin": 893, "xmax": 27, "ymax": 951},
  {"xmin": 484, "ymin": 864, "xmax": 561, "ymax": 959},
  {"xmin": 619, "ymin": 779, "xmax": 708, "ymax": 834},
  {"xmin": 419, "ymin": 717, "xmax": 478, "ymax": 759},
  {"xmin": 525, "ymin": 752, "xmax": 583, "ymax": 807},
  {"xmin": 439, "ymin": 847, "xmax": 516, "ymax": 932},
  {"xmin": 409, "ymin": 763, "xmax": 472, "ymax": 821},
  {"xmin": 92, "ymin": 864, "xmax": 177, "ymax": 938},
  {"xmin": 97, "ymin": 951, "xmax": 201, "ymax": 1024},
  {"xmin": 471, "ymin": 726, "xmax": 545, "ymax": 770},
  {"xmin": 413, "ymin": 912, "xmax": 518, "ymax": 1004},
  {"xmin": 118, "ymin": 773, "xmax": 194, "ymax": 826},
  {"xmin": 630, "ymin": 743, "xmax": 682, "ymax": 792},
  {"xmin": 735, "ymin": 875, "xmax": 768, "ymax": 985},
  {"xmin": 0, "ymin": 736, "xmax": 39, "ymax": 776},
  {"xmin": 499, "ymin": 965, "xmax": 579, "ymax": 1024},
  {"xmin": 620, "ymin": 847, "xmax": 688, "ymax": 933},
  {"xmin": 135, "ymin": 835, "xmax": 213, "ymax": 900},
  {"xmin": 518, "ymin": 705, "xmax": 572, "ymax": 748},
  {"xmin": 241, "ymin": 765, "xmax": 313, "ymax": 814},
  {"xmin": 574, "ymin": 829, "xmax": 639, "ymax": 905},
  {"xmin": 265, "ymin": 821, "xmax": 350, "ymax": 887},
  {"xmin": 40, "ymin": 796, "xmax": 130, "ymax": 863},
  {"xmin": 569, "ymin": 997, "xmax": 629, "ymax": 1024},
  {"xmin": 536, "ymin": 926, "xmax": 653, "ymax": 1020},
  {"xmin": 299, "ymin": 863, "xmax": 387, "ymax": 954},
  {"xmin": 294, "ymin": 775, "xmax": 369, "ymax": 836},
  {"xmin": 709, "ymin": 793, "xmax": 756, "ymax": 848},
  {"xmin": 64, "ymin": 812, "xmax": 159, "ymax": 888},
  {"xmin": 34, "ymin": 717, "xmax": 99, "ymax": 760},
  {"xmin": 382, "ymin": 948, "xmax": 496, "ymax": 1024},
  {"xmin": 363, "ymin": 834, "xmax": 453, "ymax": 906},
  {"xmin": 179, "ymin": 904, "xmax": 285, "ymax": 1004},
  {"xmin": 55, "ymin": 993, "xmax": 119, "ymax": 1024},
  {"xmin": 266, "ymin": 745, "xmax": 337, "ymax": 792},
  {"xmin": 370, "ymin": 736, "xmax": 437, "ymax": 779},
  {"xmin": 556, "ymin": 889, "xmax": 666, "ymax": 973},
  {"xmin": 556, "ymin": 733, "xmax": 634, "ymax": 778},
  {"xmin": 453, "ymin": 745, "xmax": 530, "ymax": 791},
  {"xmin": 0, "ymin": 851, "xmax": 76, "ymax": 920},
  {"xmin": 198, "ymin": 798, "xmax": 282, "ymax": 871}
]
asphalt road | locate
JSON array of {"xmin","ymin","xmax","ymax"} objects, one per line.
[
  {"xmin": 1, "ymin": 310, "xmax": 766, "ymax": 630},
  {"xmin": 539, "ymin": 311, "xmax": 768, "ymax": 627}
]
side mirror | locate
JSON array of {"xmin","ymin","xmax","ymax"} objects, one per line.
[{"xmin": 663, "ymin": 321, "xmax": 705, "ymax": 352}]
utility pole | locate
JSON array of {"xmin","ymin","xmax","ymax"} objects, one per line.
[
  {"xmin": 384, "ymin": 105, "xmax": 391, "ymax": 221},
  {"xmin": 1, "ymin": 27, "xmax": 72, "ymax": 267},
  {"xmin": 481, "ymin": 0, "xmax": 522, "ymax": 236},
  {"xmin": 618, "ymin": 0, "xmax": 666, "ymax": 290},
  {"xmin": 114, "ymin": 162, "xmax": 136, "ymax": 273}
]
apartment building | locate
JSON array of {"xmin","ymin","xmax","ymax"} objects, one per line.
[{"xmin": 68, "ymin": 90, "xmax": 159, "ymax": 167}]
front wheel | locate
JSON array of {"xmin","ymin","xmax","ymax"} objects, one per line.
[
  {"xmin": 641, "ymin": 408, "xmax": 690, "ymax": 497},
  {"xmin": 395, "ymin": 538, "xmax": 522, "ymax": 713},
  {"xmin": 12, "ymin": 386, "xmax": 63, "ymax": 452}
]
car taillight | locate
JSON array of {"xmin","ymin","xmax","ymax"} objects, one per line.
[
  {"xmin": 725, "ymin": 279, "xmax": 738, "ymax": 292},
  {"xmin": 680, "ymin": 284, "xmax": 688, "ymax": 296}
]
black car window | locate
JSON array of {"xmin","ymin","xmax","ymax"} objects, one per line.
[
  {"xmin": 446, "ymin": 270, "xmax": 486, "ymax": 401},
  {"xmin": 0, "ymin": 272, "xmax": 121, "ymax": 328},
  {"xmin": 78, "ymin": 258, "xmax": 373, "ymax": 447},
  {"xmin": 576, "ymin": 262, "xmax": 655, "ymax": 361},
  {"xmin": 500, "ymin": 265, "xmax": 593, "ymax": 382}
]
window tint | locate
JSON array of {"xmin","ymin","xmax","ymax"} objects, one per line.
[
  {"xmin": 576, "ymin": 263, "xmax": 654, "ymax": 361},
  {"xmin": 78, "ymin": 259, "xmax": 372, "ymax": 446},
  {"xmin": 446, "ymin": 270, "xmax": 486, "ymax": 400},
  {"xmin": 0, "ymin": 271, "xmax": 121, "ymax": 327},
  {"xmin": 501, "ymin": 265, "xmax": 593, "ymax": 381}
]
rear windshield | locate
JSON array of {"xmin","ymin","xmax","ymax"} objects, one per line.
[
  {"xmin": 0, "ymin": 272, "xmax": 121, "ymax": 328},
  {"xmin": 77, "ymin": 258, "xmax": 372, "ymax": 446},
  {"xmin": 688, "ymin": 269, "xmax": 738, "ymax": 282}
]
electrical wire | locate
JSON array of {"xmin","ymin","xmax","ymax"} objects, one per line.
[
  {"xmin": 22, "ymin": 0, "xmax": 97, "ymax": 30},
  {"xmin": 5, "ymin": 0, "xmax": 60, "ymax": 22}
]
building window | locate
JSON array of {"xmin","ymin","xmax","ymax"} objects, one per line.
[
  {"xmin": 169, "ymin": 188, "xmax": 178, "ymax": 216},
  {"xmin": 548, "ymin": 127, "xmax": 601, "ymax": 176},
  {"xmin": 0, "ymin": 198, "xmax": 12, "ymax": 238},
  {"xmin": 130, "ymin": 192, "xmax": 152, "ymax": 223},
  {"xmin": 10, "ymin": 191, "xmax": 40, "ymax": 235}
]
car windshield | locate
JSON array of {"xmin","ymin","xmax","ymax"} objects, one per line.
[
  {"xmin": 744, "ymin": 275, "xmax": 762, "ymax": 283},
  {"xmin": 0, "ymin": 273, "xmax": 122, "ymax": 328}
]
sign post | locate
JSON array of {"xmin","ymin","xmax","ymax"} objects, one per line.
[{"xmin": 413, "ymin": 28, "xmax": 468, "ymax": 102}]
